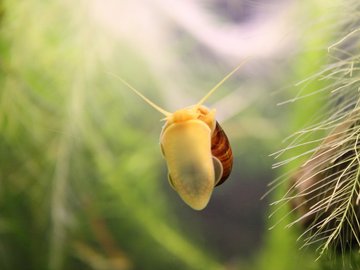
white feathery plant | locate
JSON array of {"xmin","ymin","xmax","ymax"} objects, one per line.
[{"xmin": 271, "ymin": 2, "xmax": 360, "ymax": 261}]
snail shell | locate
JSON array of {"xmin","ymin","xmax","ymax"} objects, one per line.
[{"xmin": 212, "ymin": 122, "xmax": 233, "ymax": 186}]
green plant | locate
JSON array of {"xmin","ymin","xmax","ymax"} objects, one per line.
[{"xmin": 269, "ymin": 0, "xmax": 360, "ymax": 269}]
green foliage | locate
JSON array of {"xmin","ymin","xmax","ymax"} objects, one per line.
[{"xmin": 0, "ymin": 1, "xmax": 224, "ymax": 269}]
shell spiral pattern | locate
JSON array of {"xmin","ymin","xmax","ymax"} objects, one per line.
[{"xmin": 211, "ymin": 122, "xmax": 233, "ymax": 186}]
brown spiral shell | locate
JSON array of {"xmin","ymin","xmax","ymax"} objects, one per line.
[{"xmin": 211, "ymin": 122, "xmax": 233, "ymax": 186}]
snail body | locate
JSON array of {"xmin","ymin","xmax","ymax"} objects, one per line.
[{"xmin": 161, "ymin": 105, "xmax": 232, "ymax": 210}]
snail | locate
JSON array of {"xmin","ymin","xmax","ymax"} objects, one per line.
[{"xmin": 113, "ymin": 60, "xmax": 246, "ymax": 210}]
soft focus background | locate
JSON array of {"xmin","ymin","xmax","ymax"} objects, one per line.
[{"xmin": 0, "ymin": 0, "xmax": 353, "ymax": 269}]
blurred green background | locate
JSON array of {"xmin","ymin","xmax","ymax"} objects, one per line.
[{"xmin": 0, "ymin": 0, "xmax": 353, "ymax": 269}]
